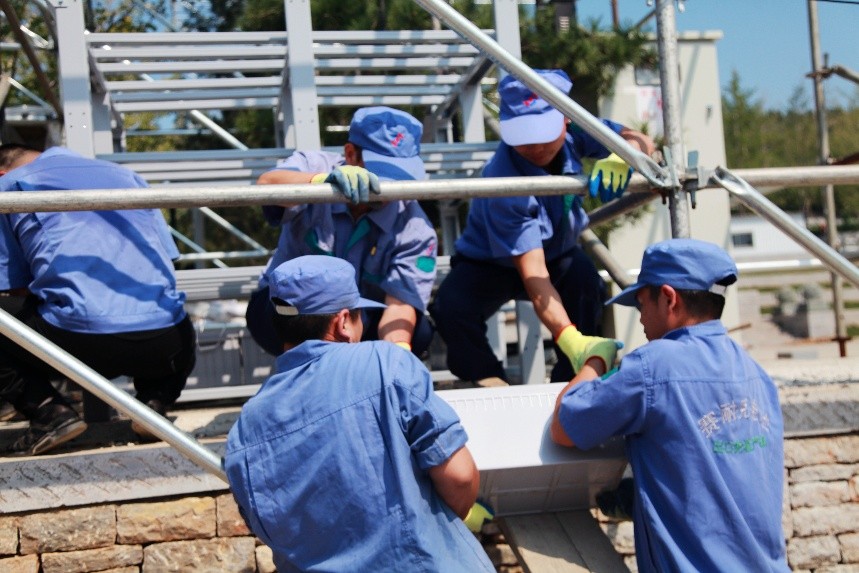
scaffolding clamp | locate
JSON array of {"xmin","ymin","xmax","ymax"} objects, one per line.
[{"xmin": 682, "ymin": 150, "xmax": 712, "ymax": 210}]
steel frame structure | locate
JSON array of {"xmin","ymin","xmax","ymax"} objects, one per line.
[{"xmin": 0, "ymin": 0, "xmax": 856, "ymax": 487}]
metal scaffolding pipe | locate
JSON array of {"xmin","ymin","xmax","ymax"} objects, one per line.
[
  {"xmin": 0, "ymin": 307, "xmax": 227, "ymax": 481},
  {"xmin": 706, "ymin": 165, "xmax": 859, "ymax": 188},
  {"xmin": 3, "ymin": 165, "xmax": 859, "ymax": 214},
  {"xmin": 712, "ymin": 167, "xmax": 859, "ymax": 290},
  {"xmin": 579, "ymin": 228, "xmax": 633, "ymax": 289},
  {"xmin": 409, "ymin": 0, "xmax": 669, "ymax": 188},
  {"xmin": 655, "ymin": 0, "xmax": 690, "ymax": 238},
  {"xmin": 808, "ymin": 0, "xmax": 847, "ymax": 355}
]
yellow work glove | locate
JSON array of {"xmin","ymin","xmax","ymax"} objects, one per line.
[
  {"xmin": 589, "ymin": 153, "xmax": 633, "ymax": 202},
  {"xmin": 464, "ymin": 500, "xmax": 494, "ymax": 533},
  {"xmin": 310, "ymin": 165, "xmax": 381, "ymax": 204},
  {"xmin": 555, "ymin": 325, "xmax": 623, "ymax": 374}
]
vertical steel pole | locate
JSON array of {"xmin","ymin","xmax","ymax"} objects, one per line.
[
  {"xmin": 807, "ymin": 0, "xmax": 847, "ymax": 356},
  {"xmin": 654, "ymin": 0, "xmax": 690, "ymax": 238}
]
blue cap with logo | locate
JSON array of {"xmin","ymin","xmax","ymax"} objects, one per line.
[
  {"xmin": 498, "ymin": 69, "xmax": 573, "ymax": 146},
  {"xmin": 347, "ymin": 106, "xmax": 426, "ymax": 182},
  {"xmin": 268, "ymin": 256, "xmax": 387, "ymax": 316},
  {"xmin": 606, "ymin": 239, "xmax": 739, "ymax": 307}
]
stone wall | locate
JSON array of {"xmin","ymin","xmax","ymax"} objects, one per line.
[
  {"xmin": 2, "ymin": 435, "xmax": 856, "ymax": 572},
  {"xmin": 0, "ymin": 490, "xmax": 529, "ymax": 573},
  {"xmin": 0, "ymin": 494, "xmax": 272, "ymax": 573},
  {"xmin": 0, "ymin": 438, "xmax": 855, "ymax": 572}
]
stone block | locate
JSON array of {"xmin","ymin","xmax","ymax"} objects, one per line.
[
  {"xmin": 216, "ymin": 494, "xmax": 250, "ymax": 537},
  {"xmin": 0, "ymin": 515, "xmax": 17, "ymax": 555},
  {"xmin": 19, "ymin": 506, "xmax": 115, "ymax": 554},
  {"xmin": 142, "ymin": 537, "xmax": 256, "ymax": 572},
  {"xmin": 42, "ymin": 545, "xmax": 143, "ymax": 573},
  {"xmin": 841, "ymin": 532, "xmax": 859, "ymax": 563},
  {"xmin": 792, "ymin": 505, "xmax": 859, "ymax": 537},
  {"xmin": 788, "ymin": 535, "xmax": 841, "ymax": 570},
  {"xmin": 98, "ymin": 568, "xmax": 138, "ymax": 573},
  {"xmin": 255, "ymin": 544, "xmax": 275, "ymax": 573},
  {"xmin": 851, "ymin": 476, "xmax": 859, "ymax": 502},
  {"xmin": 785, "ymin": 436, "xmax": 859, "ymax": 468},
  {"xmin": 815, "ymin": 566, "xmax": 859, "ymax": 573},
  {"xmin": 791, "ymin": 464, "xmax": 859, "ymax": 484},
  {"xmin": 117, "ymin": 497, "xmax": 215, "ymax": 544},
  {"xmin": 601, "ymin": 521, "xmax": 635, "ymax": 554},
  {"xmin": 0, "ymin": 554, "xmax": 39, "ymax": 573},
  {"xmin": 790, "ymin": 481, "xmax": 851, "ymax": 508}
]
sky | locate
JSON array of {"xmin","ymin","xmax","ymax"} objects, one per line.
[{"xmin": 575, "ymin": 0, "xmax": 858, "ymax": 110}]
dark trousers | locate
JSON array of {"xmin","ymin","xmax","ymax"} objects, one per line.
[
  {"xmin": 0, "ymin": 295, "xmax": 196, "ymax": 418},
  {"xmin": 430, "ymin": 247, "xmax": 605, "ymax": 383},
  {"xmin": 246, "ymin": 286, "xmax": 434, "ymax": 358}
]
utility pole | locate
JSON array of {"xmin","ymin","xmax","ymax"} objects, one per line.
[{"xmin": 807, "ymin": 0, "xmax": 848, "ymax": 357}]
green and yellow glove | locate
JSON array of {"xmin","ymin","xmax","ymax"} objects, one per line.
[
  {"xmin": 310, "ymin": 165, "xmax": 381, "ymax": 204},
  {"xmin": 589, "ymin": 153, "xmax": 633, "ymax": 202},
  {"xmin": 555, "ymin": 325, "xmax": 623, "ymax": 374},
  {"xmin": 464, "ymin": 500, "xmax": 494, "ymax": 533}
]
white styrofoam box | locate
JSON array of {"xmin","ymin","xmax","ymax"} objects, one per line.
[{"xmin": 439, "ymin": 383, "xmax": 627, "ymax": 516}]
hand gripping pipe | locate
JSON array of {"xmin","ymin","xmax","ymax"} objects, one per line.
[
  {"xmin": 409, "ymin": 0, "xmax": 670, "ymax": 189},
  {"xmin": 0, "ymin": 307, "xmax": 227, "ymax": 482},
  {"xmin": 712, "ymin": 167, "xmax": 859, "ymax": 289}
]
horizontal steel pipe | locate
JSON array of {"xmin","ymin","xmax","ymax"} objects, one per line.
[{"xmin": 2, "ymin": 165, "xmax": 858, "ymax": 214}]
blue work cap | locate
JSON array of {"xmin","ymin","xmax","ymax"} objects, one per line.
[
  {"xmin": 606, "ymin": 239, "xmax": 739, "ymax": 307},
  {"xmin": 348, "ymin": 106, "xmax": 426, "ymax": 182},
  {"xmin": 269, "ymin": 256, "xmax": 386, "ymax": 316},
  {"xmin": 498, "ymin": 69, "xmax": 573, "ymax": 146}
]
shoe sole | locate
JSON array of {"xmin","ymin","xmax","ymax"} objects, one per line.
[{"xmin": 30, "ymin": 419, "xmax": 88, "ymax": 456}]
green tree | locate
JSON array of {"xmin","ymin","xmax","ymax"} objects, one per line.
[
  {"xmin": 520, "ymin": 10, "xmax": 656, "ymax": 115},
  {"xmin": 721, "ymin": 72, "xmax": 859, "ymax": 222}
]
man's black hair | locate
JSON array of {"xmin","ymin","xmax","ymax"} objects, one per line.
[
  {"xmin": 645, "ymin": 283, "xmax": 728, "ymax": 320},
  {"xmin": 0, "ymin": 143, "xmax": 41, "ymax": 171},
  {"xmin": 272, "ymin": 309, "xmax": 361, "ymax": 348}
]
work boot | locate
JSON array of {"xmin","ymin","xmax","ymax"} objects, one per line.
[
  {"xmin": 0, "ymin": 400, "xmax": 18, "ymax": 422},
  {"xmin": 5, "ymin": 402, "xmax": 87, "ymax": 457},
  {"xmin": 130, "ymin": 399, "xmax": 169, "ymax": 442}
]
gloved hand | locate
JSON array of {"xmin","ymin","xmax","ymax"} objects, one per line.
[
  {"xmin": 556, "ymin": 325, "xmax": 623, "ymax": 374},
  {"xmin": 310, "ymin": 165, "xmax": 381, "ymax": 204},
  {"xmin": 464, "ymin": 500, "xmax": 494, "ymax": 533},
  {"xmin": 589, "ymin": 153, "xmax": 633, "ymax": 202}
]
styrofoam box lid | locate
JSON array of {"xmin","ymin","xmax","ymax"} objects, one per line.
[{"xmin": 438, "ymin": 383, "xmax": 627, "ymax": 516}]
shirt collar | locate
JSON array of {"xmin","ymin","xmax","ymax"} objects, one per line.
[
  {"xmin": 663, "ymin": 319, "xmax": 727, "ymax": 341},
  {"xmin": 332, "ymin": 201, "xmax": 401, "ymax": 233}
]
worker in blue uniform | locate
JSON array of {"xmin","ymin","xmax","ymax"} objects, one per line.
[
  {"xmin": 246, "ymin": 106, "xmax": 437, "ymax": 358},
  {"xmin": 0, "ymin": 144, "xmax": 195, "ymax": 456},
  {"xmin": 552, "ymin": 239, "xmax": 790, "ymax": 573},
  {"xmin": 226, "ymin": 255, "xmax": 495, "ymax": 572},
  {"xmin": 431, "ymin": 68, "xmax": 654, "ymax": 385}
]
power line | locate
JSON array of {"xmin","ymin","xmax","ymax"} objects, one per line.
[{"xmin": 813, "ymin": 0, "xmax": 859, "ymax": 6}]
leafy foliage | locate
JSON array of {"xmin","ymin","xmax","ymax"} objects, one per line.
[
  {"xmin": 722, "ymin": 71, "xmax": 859, "ymax": 222},
  {"xmin": 520, "ymin": 10, "xmax": 657, "ymax": 115}
]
